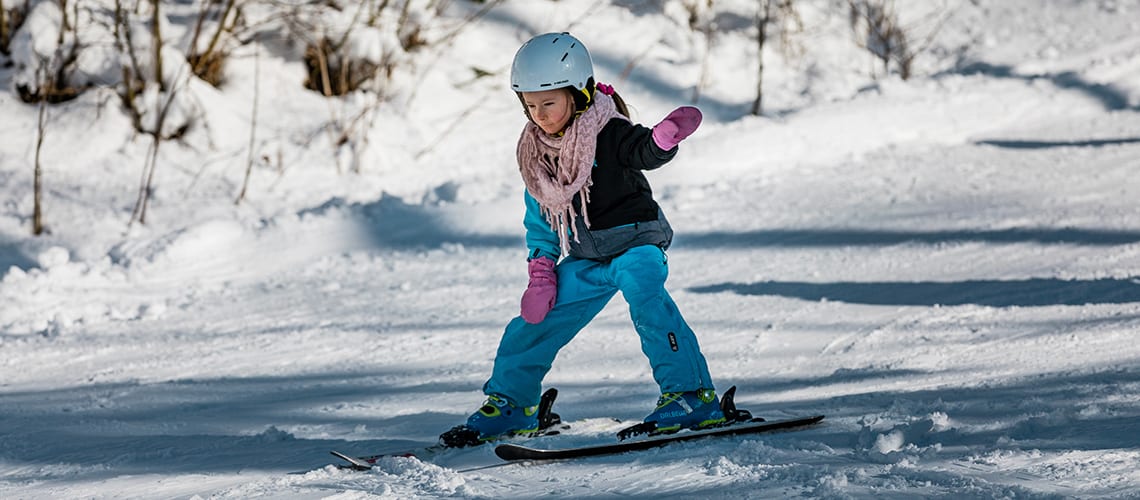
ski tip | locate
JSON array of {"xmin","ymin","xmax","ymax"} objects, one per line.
[{"xmin": 330, "ymin": 450, "xmax": 373, "ymax": 470}]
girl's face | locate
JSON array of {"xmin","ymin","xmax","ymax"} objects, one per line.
[{"xmin": 521, "ymin": 89, "xmax": 574, "ymax": 135}]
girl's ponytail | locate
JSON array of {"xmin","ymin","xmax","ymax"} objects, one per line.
[{"xmin": 595, "ymin": 82, "xmax": 630, "ymax": 118}]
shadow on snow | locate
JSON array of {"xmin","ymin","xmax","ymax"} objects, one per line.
[
  {"xmin": 673, "ymin": 227, "xmax": 1140, "ymax": 249},
  {"xmin": 946, "ymin": 61, "xmax": 1138, "ymax": 112},
  {"xmin": 299, "ymin": 194, "xmax": 521, "ymax": 251},
  {"xmin": 2, "ymin": 364, "xmax": 1138, "ymax": 495},
  {"xmin": 746, "ymin": 367, "xmax": 1140, "ymax": 453},
  {"xmin": 0, "ymin": 370, "xmax": 478, "ymax": 479},
  {"xmin": 688, "ymin": 277, "xmax": 1140, "ymax": 307},
  {"xmin": 975, "ymin": 137, "xmax": 1140, "ymax": 149},
  {"xmin": 0, "ymin": 240, "xmax": 37, "ymax": 273}
]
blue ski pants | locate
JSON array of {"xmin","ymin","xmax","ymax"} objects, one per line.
[{"xmin": 483, "ymin": 245, "xmax": 714, "ymax": 407}]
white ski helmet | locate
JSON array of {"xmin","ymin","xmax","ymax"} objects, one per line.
[{"xmin": 511, "ymin": 32, "xmax": 594, "ymax": 99}]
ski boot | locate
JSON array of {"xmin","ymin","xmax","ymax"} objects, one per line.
[
  {"xmin": 439, "ymin": 389, "xmax": 561, "ymax": 447},
  {"xmin": 618, "ymin": 388, "xmax": 731, "ymax": 440},
  {"xmin": 645, "ymin": 388, "xmax": 727, "ymax": 433}
]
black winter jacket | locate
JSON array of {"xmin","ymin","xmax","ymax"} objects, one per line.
[{"xmin": 524, "ymin": 117, "xmax": 678, "ymax": 261}]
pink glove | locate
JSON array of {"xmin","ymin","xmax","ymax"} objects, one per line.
[
  {"xmin": 651, "ymin": 106, "xmax": 703, "ymax": 151},
  {"xmin": 521, "ymin": 257, "xmax": 557, "ymax": 324}
]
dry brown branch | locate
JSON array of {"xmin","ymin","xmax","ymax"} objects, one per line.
[
  {"xmin": 187, "ymin": 0, "xmax": 237, "ymax": 86},
  {"xmin": 150, "ymin": 0, "xmax": 164, "ymax": 90},
  {"xmin": 303, "ymin": 35, "xmax": 382, "ymax": 96},
  {"xmin": 753, "ymin": 2, "xmax": 768, "ymax": 116},
  {"xmin": 1, "ymin": 0, "xmax": 9, "ymax": 56},
  {"xmin": 57, "ymin": 0, "xmax": 69, "ymax": 44},
  {"xmin": 129, "ymin": 83, "xmax": 180, "ymax": 226},
  {"xmin": 16, "ymin": 1, "xmax": 84, "ymax": 104},
  {"xmin": 236, "ymin": 37, "xmax": 260, "ymax": 205},
  {"xmin": 367, "ymin": 0, "xmax": 392, "ymax": 27},
  {"xmin": 846, "ymin": 0, "xmax": 950, "ymax": 80},
  {"xmin": 33, "ymin": 95, "xmax": 46, "ymax": 235},
  {"xmin": 113, "ymin": 0, "xmax": 143, "ymax": 130},
  {"xmin": 683, "ymin": 0, "xmax": 715, "ymax": 105},
  {"xmin": 129, "ymin": 1, "xmax": 185, "ymax": 226},
  {"xmin": 752, "ymin": 0, "xmax": 801, "ymax": 115}
]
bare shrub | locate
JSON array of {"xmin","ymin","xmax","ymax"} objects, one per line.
[
  {"xmin": 846, "ymin": 0, "xmax": 951, "ymax": 80},
  {"xmin": 2, "ymin": 0, "xmax": 31, "ymax": 57},
  {"xmin": 288, "ymin": 0, "xmax": 441, "ymax": 97},
  {"xmin": 110, "ymin": 0, "xmax": 200, "ymax": 225},
  {"xmin": 112, "ymin": 0, "xmax": 199, "ymax": 140},
  {"xmin": 303, "ymin": 35, "xmax": 383, "ymax": 96},
  {"xmin": 276, "ymin": 0, "xmax": 456, "ymax": 173},
  {"xmin": 753, "ymin": 0, "xmax": 802, "ymax": 115},
  {"xmin": 1, "ymin": 1, "xmax": 7, "ymax": 56},
  {"xmin": 15, "ymin": 52, "xmax": 85, "ymax": 103},
  {"xmin": 677, "ymin": 0, "xmax": 715, "ymax": 104},
  {"xmin": 112, "ymin": 0, "xmax": 144, "ymax": 130},
  {"xmin": 187, "ymin": 0, "xmax": 241, "ymax": 86},
  {"xmin": 12, "ymin": 0, "xmax": 87, "ymax": 103}
]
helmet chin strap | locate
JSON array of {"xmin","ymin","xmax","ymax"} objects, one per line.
[{"xmin": 554, "ymin": 113, "xmax": 576, "ymax": 137}]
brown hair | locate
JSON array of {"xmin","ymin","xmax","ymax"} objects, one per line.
[{"xmin": 610, "ymin": 91, "xmax": 630, "ymax": 118}]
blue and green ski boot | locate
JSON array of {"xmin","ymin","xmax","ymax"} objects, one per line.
[
  {"xmin": 644, "ymin": 388, "xmax": 727, "ymax": 433},
  {"xmin": 439, "ymin": 394, "xmax": 541, "ymax": 447}
]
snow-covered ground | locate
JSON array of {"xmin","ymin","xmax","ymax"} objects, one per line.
[{"xmin": 3, "ymin": 0, "xmax": 1140, "ymax": 497}]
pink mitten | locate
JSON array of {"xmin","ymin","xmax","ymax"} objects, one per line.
[
  {"xmin": 521, "ymin": 257, "xmax": 557, "ymax": 324},
  {"xmin": 651, "ymin": 106, "xmax": 703, "ymax": 151}
]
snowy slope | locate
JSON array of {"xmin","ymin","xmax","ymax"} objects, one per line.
[{"xmin": 3, "ymin": 0, "xmax": 1140, "ymax": 498}]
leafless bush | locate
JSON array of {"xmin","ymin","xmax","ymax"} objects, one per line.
[
  {"xmin": 275, "ymin": 0, "xmax": 456, "ymax": 174},
  {"xmin": 17, "ymin": 0, "xmax": 84, "ymax": 235},
  {"xmin": 113, "ymin": 0, "xmax": 198, "ymax": 141},
  {"xmin": 110, "ymin": 0, "xmax": 199, "ymax": 225},
  {"xmin": 753, "ymin": 0, "xmax": 802, "ymax": 115},
  {"xmin": 303, "ymin": 35, "xmax": 384, "ymax": 96},
  {"xmin": 111, "ymin": 0, "xmax": 144, "ymax": 130},
  {"xmin": 1, "ymin": 0, "xmax": 30, "ymax": 57},
  {"xmin": 1, "ymin": 1, "xmax": 7, "ymax": 56},
  {"xmin": 288, "ymin": 0, "xmax": 442, "ymax": 97},
  {"xmin": 235, "ymin": 35, "xmax": 259, "ymax": 205},
  {"xmin": 678, "ymin": 0, "xmax": 715, "ymax": 104},
  {"xmin": 14, "ymin": 0, "xmax": 86, "ymax": 103},
  {"xmin": 187, "ymin": 0, "xmax": 242, "ymax": 86},
  {"xmin": 11, "ymin": 0, "xmax": 104, "ymax": 235},
  {"xmin": 846, "ymin": 0, "xmax": 951, "ymax": 80}
]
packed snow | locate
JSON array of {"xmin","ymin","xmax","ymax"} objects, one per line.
[{"xmin": 2, "ymin": 0, "xmax": 1140, "ymax": 498}]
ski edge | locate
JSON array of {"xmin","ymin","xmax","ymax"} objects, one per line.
[{"xmin": 494, "ymin": 414, "xmax": 825, "ymax": 461}]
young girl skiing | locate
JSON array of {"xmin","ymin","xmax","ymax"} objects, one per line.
[{"xmin": 440, "ymin": 32, "xmax": 723, "ymax": 447}]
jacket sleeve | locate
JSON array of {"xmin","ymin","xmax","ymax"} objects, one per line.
[
  {"xmin": 602, "ymin": 119, "xmax": 678, "ymax": 171},
  {"xmin": 523, "ymin": 190, "xmax": 561, "ymax": 261}
]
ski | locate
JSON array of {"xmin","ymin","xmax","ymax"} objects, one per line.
[
  {"xmin": 331, "ymin": 387, "xmax": 564, "ymax": 470},
  {"xmin": 330, "ymin": 445, "xmax": 449, "ymax": 471},
  {"xmin": 331, "ymin": 386, "xmax": 824, "ymax": 466},
  {"xmin": 494, "ymin": 414, "xmax": 824, "ymax": 461}
]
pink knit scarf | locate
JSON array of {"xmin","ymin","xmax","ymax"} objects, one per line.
[{"xmin": 517, "ymin": 91, "xmax": 629, "ymax": 256}]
